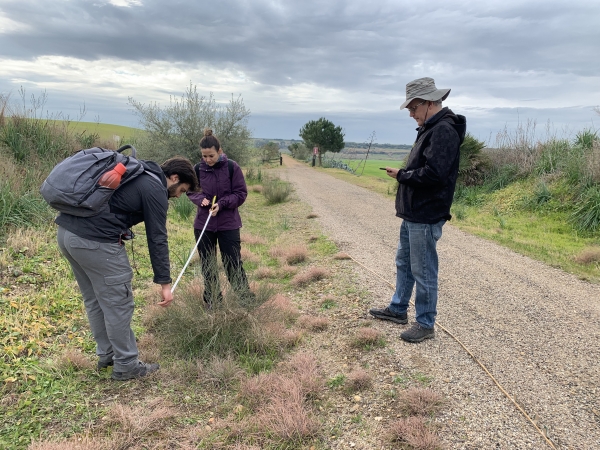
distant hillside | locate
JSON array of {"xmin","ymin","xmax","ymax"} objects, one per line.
[{"xmin": 252, "ymin": 138, "xmax": 411, "ymax": 150}]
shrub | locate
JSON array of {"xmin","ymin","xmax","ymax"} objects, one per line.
[
  {"xmin": 571, "ymin": 185, "xmax": 600, "ymax": 232},
  {"xmin": 457, "ymin": 133, "xmax": 487, "ymax": 186},
  {"xmin": 245, "ymin": 167, "xmax": 263, "ymax": 183},
  {"xmin": 529, "ymin": 181, "xmax": 552, "ymax": 208},
  {"xmin": 262, "ymin": 177, "xmax": 292, "ymax": 204},
  {"xmin": 129, "ymin": 85, "xmax": 252, "ymax": 164}
]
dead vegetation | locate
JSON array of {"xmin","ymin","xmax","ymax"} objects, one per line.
[{"xmin": 291, "ymin": 267, "xmax": 329, "ymax": 286}]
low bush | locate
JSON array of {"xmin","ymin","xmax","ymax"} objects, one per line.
[
  {"xmin": 262, "ymin": 177, "xmax": 292, "ymax": 204},
  {"xmin": 571, "ymin": 185, "xmax": 600, "ymax": 232}
]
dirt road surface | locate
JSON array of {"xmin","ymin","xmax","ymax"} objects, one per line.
[{"xmin": 278, "ymin": 155, "xmax": 600, "ymax": 449}]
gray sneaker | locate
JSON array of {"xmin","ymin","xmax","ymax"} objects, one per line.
[
  {"xmin": 111, "ymin": 361, "xmax": 160, "ymax": 381},
  {"xmin": 400, "ymin": 323, "xmax": 435, "ymax": 343},
  {"xmin": 369, "ymin": 307, "xmax": 408, "ymax": 324}
]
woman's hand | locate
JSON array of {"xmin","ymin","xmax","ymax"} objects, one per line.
[
  {"xmin": 210, "ymin": 203, "xmax": 220, "ymax": 216},
  {"xmin": 201, "ymin": 198, "xmax": 210, "ymax": 207}
]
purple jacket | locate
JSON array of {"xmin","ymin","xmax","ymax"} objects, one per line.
[{"xmin": 187, "ymin": 154, "xmax": 247, "ymax": 232}]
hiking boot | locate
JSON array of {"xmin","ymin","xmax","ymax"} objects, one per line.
[
  {"xmin": 111, "ymin": 361, "xmax": 160, "ymax": 381},
  {"xmin": 369, "ymin": 307, "xmax": 408, "ymax": 324},
  {"xmin": 97, "ymin": 358, "xmax": 114, "ymax": 370},
  {"xmin": 400, "ymin": 323, "xmax": 435, "ymax": 343}
]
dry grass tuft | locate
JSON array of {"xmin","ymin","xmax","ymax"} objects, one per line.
[
  {"xmin": 333, "ymin": 252, "xmax": 352, "ymax": 260},
  {"xmin": 204, "ymin": 354, "xmax": 244, "ymax": 388},
  {"xmin": 306, "ymin": 213, "xmax": 318, "ymax": 219},
  {"xmin": 387, "ymin": 416, "xmax": 443, "ymax": 450},
  {"xmin": 29, "ymin": 436, "xmax": 107, "ymax": 450},
  {"xmin": 137, "ymin": 333, "xmax": 160, "ymax": 363},
  {"xmin": 104, "ymin": 398, "xmax": 177, "ymax": 445},
  {"xmin": 258, "ymin": 294, "xmax": 300, "ymax": 323},
  {"xmin": 352, "ymin": 327, "xmax": 383, "ymax": 347},
  {"xmin": 254, "ymin": 380, "xmax": 319, "ymax": 443},
  {"xmin": 399, "ymin": 387, "xmax": 444, "ymax": 416},
  {"xmin": 291, "ymin": 267, "xmax": 328, "ymax": 287},
  {"xmin": 574, "ymin": 247, "xmax": 600, "ymax": 265},
  {"xmin": 240, "ymin": 247, "xmax": 260, "ymax": 263},
  {"xmin": 239, "ymin": 372, "xmax": 280, "ymax": 410},
  {"xmin": 254, "ymin": 267, "xmax": 277, "ymax": 280},
  {"xmin": 229, "ymin": 444, "xmax": 262, "ymax": 450},
  {"xmin": 346, "ymin": 368, "xmax": 372, "ymax": 392},
  {"xmin": 281, "ymin": 352, "xmax": 323, "ymax": 398},
  {"xmin": 241, "ymin": 233, "xmax": 267, "ymax": 245},
  {"xmin": 279, "ymin": 264, "xmax": 298, "ymax": 277},
  {"xmin": 250, "ymin": 184, "xmax": 263, "ymax": 193},
  {"xmin": 6, "ymin": 228, "xmax": 42, "ymax": 257},
  {"xmin": 283, "ymin": 245, "xmax": 308, "ymax": 265},
  {"xmin": 56, "ymin": 348, "xmax": 94, "ymax": 371},
  {"xmin": 141, "ymin": 303, "xmax": 167, "ymax": 329},
  {"xmin": 308, "ymin": 235, "xmax": 319, "ymax": 242},
  {"xmin": 254, "ymin": 267, "xmax": 276, "ymax": 279},
  {"xmin": 269, "ymin": 244, "xmax": 308, "ymax": 264},
  {"xmin": 297, "ymin": 315, "xmax": 329, "ymax": 332}
]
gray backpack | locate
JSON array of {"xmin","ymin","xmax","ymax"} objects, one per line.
[{"xmin": 40, "ymin": 144, "xmax": 146, "ymax": 217}]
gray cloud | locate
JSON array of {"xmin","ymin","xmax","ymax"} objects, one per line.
[{"xmin": 1, "ymin": 0, "xmax": 599, "ymax": 142}]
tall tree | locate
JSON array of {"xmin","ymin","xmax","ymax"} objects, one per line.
[{"xmin": 299, "ymin": 117, "xmax": 345, "ymax": 166}]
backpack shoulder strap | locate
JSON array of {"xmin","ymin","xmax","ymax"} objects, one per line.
[{"xmin": 228, "ymin": 159, "xmax": 234, "ymax": 191}]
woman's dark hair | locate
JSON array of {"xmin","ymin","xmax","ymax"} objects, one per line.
[
  {"xmin": 161, "ymin": 156, "xmax": 199, "ymax": 191},
  {"xmin": 199, "ymin": 128, "xmax": 221, "ymax": 150}
]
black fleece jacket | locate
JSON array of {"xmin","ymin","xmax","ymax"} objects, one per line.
[
  {"xmin": 55, "ymin": 161, "xmax": 172, "ymax": 284},
  {"xmin": 395, "ymin": 107, "xmax": 466, "ymax": 224}
]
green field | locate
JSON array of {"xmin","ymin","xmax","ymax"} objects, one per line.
[
  {"xmin": 60, "ymin": 121, "xmax": 144, "ymax": 143},
  {"xmin": 339, "ymin": 158, "xmax": 405, "ymax": 179}
]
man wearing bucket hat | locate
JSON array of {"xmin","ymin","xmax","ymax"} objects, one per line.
[{"xmin": 369, "ymin": 77, "xmax": 466, "ymax": 343}]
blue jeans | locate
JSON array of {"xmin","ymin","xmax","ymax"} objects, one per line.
[{"xmin": 389, "ymin": 219, "xmax": 445, "ymax": 329}]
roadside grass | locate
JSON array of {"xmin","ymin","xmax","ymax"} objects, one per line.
[
  {"xmin": 303, "ymin": 148, "xmax": 600, "ymax": 283},
  {"xmin": 1, "ymin": 168, "xmax": 444, "ymax": 449}
]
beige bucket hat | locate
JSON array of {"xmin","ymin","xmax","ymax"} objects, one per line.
[{"xmin": 400, "ymin": 77, "xmax": 451, "ymax": 109}]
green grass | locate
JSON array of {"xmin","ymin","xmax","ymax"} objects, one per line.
[
  {"xmin": 0, "ymin": 179, "xmax": 344, "ymax": 448},
  {"xmin": 338, "ymin": 158, "xmax": 404, "ymax": 179},
  {"xmin": 54, "ymin": 120, "xmax": 144, "ymax": 144}
]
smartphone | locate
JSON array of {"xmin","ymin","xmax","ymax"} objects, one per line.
[{"xmin": 379, "ymin": 167, "xmax": 387, "ymax": 170}]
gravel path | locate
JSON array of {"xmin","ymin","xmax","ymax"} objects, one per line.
[{"xmin": 278, "ymin": 155, "xmax": 600, "ymax": 450}]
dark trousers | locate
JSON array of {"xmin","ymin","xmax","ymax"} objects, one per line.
[{"xmin": 194, "ymin": 228, "xmax": 251, "ymax": 304}]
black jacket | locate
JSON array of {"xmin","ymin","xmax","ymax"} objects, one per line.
[
  {"xmin": 55, "ymin": 161, "xmax": 172, "ymax": 284},
  {"xmin": 395, "ymin": 107, "xmax": 466, "ymax": 224}
]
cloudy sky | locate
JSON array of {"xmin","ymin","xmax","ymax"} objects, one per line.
[{"xmin": 1, "ymin": 0, "xmax": 599, "ymax": 145}]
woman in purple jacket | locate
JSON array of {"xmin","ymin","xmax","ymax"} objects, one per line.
[{"xmin": 187, "ymin": 129, "xmax": 252, "ymax": 305}]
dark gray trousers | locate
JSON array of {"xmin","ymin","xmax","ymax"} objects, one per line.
[{"xmin": 57, "ymin": 226, "xmax": 138, "ymax": 372}]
